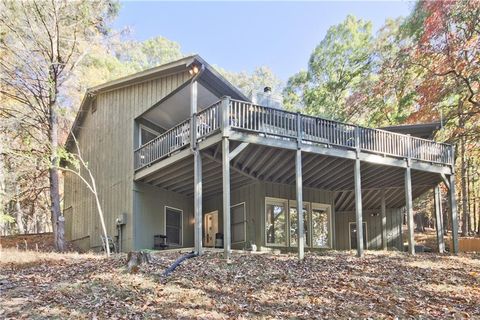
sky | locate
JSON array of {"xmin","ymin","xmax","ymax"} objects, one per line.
[{"xmin": 113, "ymin": 1, "xmax": 415, "ymax": 82}]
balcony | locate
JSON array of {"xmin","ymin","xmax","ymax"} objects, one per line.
[{"xmin": 134, "ymin": 98, "xmax": 453, "ymax": 171}]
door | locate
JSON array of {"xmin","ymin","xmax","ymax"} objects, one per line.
[
  {"xmin": 204, "ymin": 211, "xmax": 218, "ymax": 247},
  {"xmin": 349, "ymin": 222, "xmax": 367, "ymax": 250}
]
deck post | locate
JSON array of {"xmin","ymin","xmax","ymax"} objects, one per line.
[
  {"xmin": 381, "ymin": 189, "xmax": 387, "ymax": 250},
  {"xmin": 405, "ymin": 165, "xmax": 415, "ymax": 255},
  {"xmin": 221, "ymin": 97, "xmax": 231, "ymax": 261},
  {"xmin": 434, "ymin": 185, "xmax": 445, "ymax": 253},
  {"xmin": 191, "ymin": 79, "xmax": 203, "ymax": 255},
  {"xmin": 194, "ymin": 150, "xmax": 203, "ymax": 255},
  {"xmin": 448, "ymin": 174, "xmax": 459, "ymax": 254},
  {"xmin": 354, "ymin": 126, "xmax": 364, "ymax": 257},
  {"xmin": 222, "ymin": 137, "xmax": 231, "ymax": 260},
  {"xmin": 296, "ymin": 113, "xmax": 304, "ymax": 260}
]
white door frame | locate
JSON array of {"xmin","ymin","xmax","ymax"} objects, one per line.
[{"xmin": 204, "ymin": 210, "xmax": 219, "ymax": 247}]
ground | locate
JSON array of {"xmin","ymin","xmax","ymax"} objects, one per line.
[{"xmin": 1, "ymin": 247, "xmax": 479, "ymax": 319}]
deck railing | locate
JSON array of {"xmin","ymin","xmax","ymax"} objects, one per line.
[
  {"xmin": 134, "ymin": 119, "xmax": 191, "ymax": 169},
  {"xmin": 134, "ymin": 98, "xmax": 454, "ymax": 170}
]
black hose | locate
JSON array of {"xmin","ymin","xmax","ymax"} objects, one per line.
[{"xmin": 163, "ymin": 252, "xmax": 198, "ymax": 276}]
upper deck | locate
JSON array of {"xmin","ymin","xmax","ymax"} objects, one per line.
[{"xmin": 134, "ymin": 97, "xmax": 453, "ymax": 176}]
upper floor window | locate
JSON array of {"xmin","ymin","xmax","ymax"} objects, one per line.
[{"xmin": 139, "ymin": 124, "xmax": 159, "ymax": 146}]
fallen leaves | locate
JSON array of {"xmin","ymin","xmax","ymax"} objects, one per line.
[{"xmin": 0, "ymin": 249, "xmax": 479, "ymax": 319}]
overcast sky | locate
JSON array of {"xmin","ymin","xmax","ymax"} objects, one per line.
[{"xmin": 113, "ymin": 1, "xmax": 415, "ymax": 82}]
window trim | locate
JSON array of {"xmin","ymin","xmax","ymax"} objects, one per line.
[
  {"xmin": 139, "ymin": 124, "xmax": 160, "ymax": 146},
  {"xmin": 288, "ymin": 200, "xmax": 311, "ymax": 248},
  {"xmin": 164, "ymin": 206, "xmax": 183, "ymax": 247},
  {"xmin": 265, "ymin": 197, "xmax": 288, "ymax": 247},
  {"xmin": 231, "ymin": 202, "xmax": 247, "ymax": 244},
  {"xmin": 311, "ymin": 202, "xmax": 333, "ymax": 249},
  {"xmin": 348, "ymin": 221, "xmax": 368, "ymax": 250}
]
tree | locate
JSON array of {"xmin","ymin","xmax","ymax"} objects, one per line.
[
  {"xmin": 0, "ymin": 0, "xmax": 118, "ymax": 251},
  {"xmin": 404, "ymin": 0, "xmax": 480, "ymax": 236},
  {"xmin": 283, "ymin": 15, "xmax": 374, "ymax": 122},
  {"xmin": 59, "ymin": 134, "xmax": 111, "ymax": 256},
  {"xmin": 216, "ymin": 65, "xmax": 283, "ymax": 98}
]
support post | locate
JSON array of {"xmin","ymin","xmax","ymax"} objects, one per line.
[
  {"xmin": 381, "ymin": 189, "xmax": 387, "ymax": 250},
  {"xmin": 296, "ymin": 149, "xmax": 304, "ymax": 260},
  {"xmin": 194, "ymin": 150, "xmax": 203, "ymax": 255},
  {"xmin": 222, "ymin": 137, "xmax": 231, "ymax": 261},
  {"xmin": 191, "ymin": 79, "xmax": 203, "ymax": 255},
  {"xmin": 405, "ymin": 165, "xmax": 415, "ymax": 255},
  {"xmin": 434, "ymin": 185, "xmax": 445, "ymax": 253},
  {"xmin": 448, "ymin": 174, "xmax": 459, "ymax": 254},
  {"xmin": 354, "ymin": 158, "xmax": 364, "ymax": 257},
  {"xmin": 354, "ymin": 126, "xmax": 364, "ymax": 257}
]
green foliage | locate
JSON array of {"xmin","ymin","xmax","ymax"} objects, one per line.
[
  {"xmin": 215, "ymin": 65, "xmax": 282, "ymax": 98},
  {"xmin": 0, "ymin": 213, "xmax": 14, "ymax": 224},
  {"xmin": 283, "ymin": 15, "xmax": 374, "ymax": 122}
]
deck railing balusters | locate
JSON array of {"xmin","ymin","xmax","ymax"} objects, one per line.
[{"xmin": 135, "ymin": 98, "xmax": 454, "ymax": 170}]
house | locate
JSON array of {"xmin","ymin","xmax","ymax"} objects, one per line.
[{"xmin": 64, "ymin": 55, "xmax": 459, "ymax": 258}]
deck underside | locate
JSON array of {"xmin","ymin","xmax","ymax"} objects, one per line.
[{"xmin": 135, "ymin": 138, "xmax": 443, "ymax": 210}]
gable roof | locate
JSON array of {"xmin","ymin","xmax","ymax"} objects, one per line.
[{"xmin": 66, "ymin": 55, "xmax": 249, "ymax": 149}]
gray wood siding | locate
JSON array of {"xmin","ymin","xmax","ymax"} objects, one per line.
[
  {"xmin": 334, "ymin": 208, "xmax": 403, "ymax": 250},
  {"xmin": 203, "ymin": 182, "xmax": 335, "ymax": 250},
  {"xmin": 64, "ymin": 71, "xmax": 191, "ymax": 251},
  {"xmin": 133, "ymin": 182, "xmax": 194, "ymax": 250}
]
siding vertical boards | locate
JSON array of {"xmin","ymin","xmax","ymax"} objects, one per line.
[
  {"xmin": 334, "ymin": 208, "xmax": 403, "ymax": 250},
  {"xmin": 202, "ymin": 181, "xmax": 334, "ymax": 250},
  {"xmin": 203, "ymin": 182, "xmax": 265, "ymax": 250},
  {"xmin": 63, "ymin": 71, "xmax": 191, "ymax": 251},
  {"xmin": 133, "ymin": 182, "xmax": 194, "ymax": 250}
]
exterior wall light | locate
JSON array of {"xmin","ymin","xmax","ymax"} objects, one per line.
[{"xmin": 189, "ymin": 64, "xmax": 199, "ymax": 75}]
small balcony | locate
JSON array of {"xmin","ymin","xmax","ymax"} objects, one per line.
[{"xmin": 134, "ymin": 97, "xmax": 454, "ymax": 171}]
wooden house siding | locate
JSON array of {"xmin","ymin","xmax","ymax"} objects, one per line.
[
  {"xmin": 202, "ymin": 181, "xmax": 403, "ymax": 251},
  {"xmin": 133, "ymin": 182, "xmax": 194, "ymax": 250},
  {"xmin": 64, "ymin": 71, "xmax": 191, "ymax": 251},
  {"xmin": 334, "ymin": 208, "xmax": 403, "ymax": 250}
]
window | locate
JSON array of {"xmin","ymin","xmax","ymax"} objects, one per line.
[
  {"xmin": 265, "ymin": 198, "xmax": 287, "ymax": 246},
  {"xmin": 165, "ymin": 207, "xmax": 182, "ymax": 246},
  {"xmin": 139, "ymin": 124, "xmax": 159, "ymax": 146},
  {"xmin": 311, "ymin": 204, "xmax": 332, "ymax": 248},
  {"xmin": 289, "ymin": 201, "xmax": 310, "ymax": 247},
  {"xmin": 265, "ymin": 197, "xmax": 332, "ymax": 248},
  {"xmin": 231, "ymin": 203, "xmax": 246, "ymax": 243}
]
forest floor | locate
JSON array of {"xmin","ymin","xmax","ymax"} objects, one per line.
[{"xmin": 1, "ymin": 247, "xmax": 479, "ymax": 319}]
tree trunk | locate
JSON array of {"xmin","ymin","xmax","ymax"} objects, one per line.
[
  {"xmin": 14, "ymin": 184, "xmax": 24, "ymax": 234},
  {"xmin": 49, "ymin": 101, "xmax": 64, "ymax": 251},
  {"xmin": 460, "ymin": 137, "xmax": 469, "ymax": 236}
]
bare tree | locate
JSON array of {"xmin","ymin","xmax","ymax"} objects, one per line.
[
  {"xmin": 0, "ymin": 0, "xmax": 117, "ymax": 250},
  {"xmin": 59, "ymin": 134, "xmax": 111, "ymax": 256}
]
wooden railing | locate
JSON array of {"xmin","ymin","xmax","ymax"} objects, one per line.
[
  {"xmin": 134, "ymin": 119, "xmax": 191, "ymax": 169},
  {"xmin": 197, "ymin": 100, "xmax": 221, "ymax": 139},
  {"xmin": 134, "ymin": 98, "xmax": 453, "ymax": 170}
]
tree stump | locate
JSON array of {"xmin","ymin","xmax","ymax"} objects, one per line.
[{"xmin": 126, "ymin": 251, "xmax": 153, "ymax": 273}]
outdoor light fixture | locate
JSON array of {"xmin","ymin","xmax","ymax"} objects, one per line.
[{"xmin": 189, "ymin": 64, "xmax": 200, "ymax": 75}]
